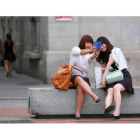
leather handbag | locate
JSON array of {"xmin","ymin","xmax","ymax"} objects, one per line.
[
  {"xmin": 51, "ymin": 64, "xmax": 83, "ymax": 90},
  {"xmin": 105, "ymin": 68, "xmax": 123, "ymax": 84}
]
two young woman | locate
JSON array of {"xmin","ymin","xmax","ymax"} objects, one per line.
[{"xmin": 70, "ymin": 35, "xmax": 134, "ymax": 119}]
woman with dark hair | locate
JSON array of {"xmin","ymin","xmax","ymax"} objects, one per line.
[
  {"xmin": 96, "ymin": 36, "xmax": 134, "ymax": 119},
  {"xmin": 2, "ymin": 33, "xmax": 19, "ymax": 77},
  {"xmin": 69, "ymin": 35, "xmax": 101, "ymax": 119}
]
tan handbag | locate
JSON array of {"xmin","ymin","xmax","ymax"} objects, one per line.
[{"xmin": 51, "ymin": 64, "xmax": 83, "ymax": 90}]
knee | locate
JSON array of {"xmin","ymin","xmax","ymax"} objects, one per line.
[
  {"xmin": 107, "ymin": 88, "xmax": 114, "ymax": 96},
  {"xmin": 113, "ymin": 86, "xmax": 120, "ymax": 93},
  {"xmin": 107, "ymin": 91, "xmax": 114, "ymax": 96},
  {"xmin": 75, "ymin": 76, "xmax": 83, "ymax": 83}
]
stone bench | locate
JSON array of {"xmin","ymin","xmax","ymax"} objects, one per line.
[{"xmin": 28, "ymin": 87, "xmax": 140, "ymax": 116}]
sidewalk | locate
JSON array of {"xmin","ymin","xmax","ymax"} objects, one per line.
[{"xmin": 0, "ymin": 66, "xmax": 140, "ymax": 123}]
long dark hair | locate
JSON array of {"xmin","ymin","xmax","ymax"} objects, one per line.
[
  {"xmin": 78, "ymin": 35, "xmax": 93, "ymax": 50},
  {"xmin": 6, "ymin": 33, "xmax": 13, "ymax": 45},
  {"xmin": 6, "ymin": 33, "xmax": 12, "ymax": 41},
  {"xmin": 96, "ymin": 36, "xmax": 114, "ymax": 64}
]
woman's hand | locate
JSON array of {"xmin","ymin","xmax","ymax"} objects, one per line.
[
  {"xmin": 89, "ymin": 46, "xmax": 96, "ymax": 53},
  {"xmin": 101, "ymin": 76, "xmax": 107, "ymax": 87},
  {"xmin": 95, "ymin": 50, "xmax": 100, "ymax": 56}
]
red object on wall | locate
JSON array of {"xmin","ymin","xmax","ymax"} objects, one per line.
[{"xmin": 56, "ymin": 16, "xmax": 72, "ymax": 21}]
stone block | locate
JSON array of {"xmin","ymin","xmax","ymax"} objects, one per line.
[
  {"xmin": 48, "ymin": 36, "xmax": 79, "ymax": 51},
  {"xmin": 121, "ymin": 17, "xmax": 140, "ymax": 23},
  {"xmin": 79, "ymin": 17, "xmax": 92, "ymax": 23},
  {"xmin": 38, "ymin": 60, "xmax": 44, "ymax": 81},
  {"xmin": 24, "ymin": 31, "xmax": 31, "ymax": 44},
  {"xmin": 89, "ymin": 23, "xmax": 121, "ymax": 37},
  {"xmin": 37, "ymin": 22, "xmax": 48, "ymax": 35},
  {"xmin": 28, "ymin": 87, "xmax": 139, "ymax": 115},
  {"xmin": 49, "ymin": 23, "xmax": 79, "ymax": 37},
  {"xmin": 122, "ymin": 23, "xmax": 140, "ymax": 36},
  {"xmin": 91, "ymin": 17, "xmax": 105, "ymax": 23},
  {"xmin": 24, "ymin": 21, "xmax": 31, "ymax": 32},
  {"xmin": 124, "ymin": 50, "xmax": 140, "ymax": 78},
  {"xmin": 38, "ymin": 34, "xmax": 47, "ymax": 49},
  {"xmin": 79, "ymin": 23, "xmax": 90, "ymax": 36},
  {"xmin": 105, "ymin": 17, "xmax": 121, "ymax": 23},
  {"xmin": 43, "ymin": 51, "xmax": 70, "ymax": 84},
  {"xmin": 121, "ymin": 36, "xmax": 140, "ymax": 50}
]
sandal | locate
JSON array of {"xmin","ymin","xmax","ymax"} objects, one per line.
[
  {"xmin": 104, "ymin": 105, "xmax": 115, "ymax": 117},
  {"xmin": 95, "ymin": 98, "xmax": 101, "ymax": 103},
  {"xmin": 75, "ymin": 116, "xmax": 81, "ymax": 119}
]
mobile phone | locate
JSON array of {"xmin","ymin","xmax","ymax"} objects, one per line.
[{"xmin": 93, "ymin": 41, "xmax": 102, "ymax": 50}]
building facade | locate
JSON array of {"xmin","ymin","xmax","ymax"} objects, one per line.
[{"xmin": 0, "ymin": 16, "xmax": 140, "ymax": 84}]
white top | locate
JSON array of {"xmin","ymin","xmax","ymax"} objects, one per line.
[
  {"xmin": 109, "ymin": 47, "xmax": 128, "ymax": 70},
  {"xmin": 69, "ymin": 46, "xmax": 94, "ymax": 77}
]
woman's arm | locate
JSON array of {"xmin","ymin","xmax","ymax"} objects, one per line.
[
  {"xmin": 80, "ymin": 46, "xmax": 96, "ymax": 55},
  {"xmin": 13, "ymin": 43, "xmax": 19, "ymax": 58},
  {"xmin": 101, "ymin": 62, "xmax": 106, "ymax": 72},
  {"xmin": 101, "ymin": 57, "xmax": 115, "ymax": 87},
  {"xmin": 90, "ymin": 50, "xmax": 100, "ymax": 60}
]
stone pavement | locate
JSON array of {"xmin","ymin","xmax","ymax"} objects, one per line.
[{"xmin": 0, "ymin": 66, "xmax": 140, "ymax": 123}]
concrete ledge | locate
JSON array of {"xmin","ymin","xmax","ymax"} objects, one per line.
[
  {"xmin": 28, "ymin": 87, "xmax": 139, "ymax": 115},
  {"xmin": 24, "ymin": 51, "xmax": 40, "ymax": 59}
]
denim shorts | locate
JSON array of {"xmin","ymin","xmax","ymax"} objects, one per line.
[{"xmin": 70, "ymin": 75, "xmax": 91, "ymax": 87}]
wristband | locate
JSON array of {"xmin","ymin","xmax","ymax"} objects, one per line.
[{"xmin": 94, "ymin": 54, "xmax": 98, "ymax": 58}]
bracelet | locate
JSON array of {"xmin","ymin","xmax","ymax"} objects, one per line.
[{"xmin": 94, "ymin": 54, "xmax": 98, "ymax": 58}]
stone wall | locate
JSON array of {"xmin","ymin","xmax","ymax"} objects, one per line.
[
  {"xmin": 45, "ymin": 16, "xmax": 140, "ymax": 84},
  {"xmin": 1, "ymin": 16, "xmax": 140, "ymax": 83},
  {"xmin": 22, "ymin": 17, "xmax": 48, "ymax": 81}
]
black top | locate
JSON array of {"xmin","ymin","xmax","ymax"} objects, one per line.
[
  {"xmin": 111, "ymin": 62, "xmax": 118, "ymax": 70},
  {"xmin": 106, "ymin": 57, "xmax": 118, "ymax": 70},
  {"xmin": 4, "ymin": 41, "xmax": 14, "ymax": 54}
]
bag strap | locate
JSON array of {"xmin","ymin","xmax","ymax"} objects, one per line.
[
  {"xmin": 109, "ymin": 69, "xmax": 118, "ymax": 72},
  {"xmin": 72, "ymin": 65, "xmax": 84, "ymax": 76},
  {"xmin": 115, "ymin": 62, "xmax": 119, "ymax": 70}
]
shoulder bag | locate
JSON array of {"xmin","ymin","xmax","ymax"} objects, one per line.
[
  {"xmin": 51, "ymin": 64, "xmax": 83, "ymax": 90},
  {"xmin": 105, "ymin": 63, "xmax": 123, "ymax": 84}
]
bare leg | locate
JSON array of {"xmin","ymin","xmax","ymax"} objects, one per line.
[
  {"xmin": 4, "ymin": 60, "xmax": 9, "ymax": 75},
  {"xmin": 9, "ymin": 62, "xmax": 13, "ymax": 76},
  {"xmin": 74, "ymin": 76, "xmax": 99, "ymax": 101},
  {"xmin": 113, "ymin": 84, "xmax": 125, "ymax": 116},
  {"xmin": 75, "ymin": 85, "xmax": 85, "ymax": 117},
  {"xmin": 105, "ymin": 88, "xmax": 114, "ymax": 109}
]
